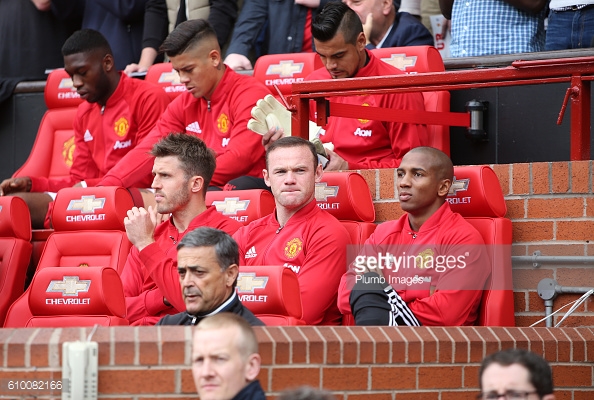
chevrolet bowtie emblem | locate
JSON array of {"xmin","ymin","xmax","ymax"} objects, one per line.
[
  {"xmin": 380, "ymin": 54, "xmax": 417, "ymax": 71},
  {"xmin": 266, "ymin": 60, "xmax": 304, "ymax": 78},
  {"xmin": 158, "ymin": 71, "xmax": 181, "ymax": 84},
  {"xmin": 315, "ymin": 182, "xmax": 339, "ymax": 201},
  {"xmin": 46, "ymin": 276, "xmax": 91, "ymax": 296},
  {"xmin": 67, "ymin": 195, "xmax": 106, "ymax": 214},
  {"xmin": 212, "ymin": 198, "xmax": 250, "ymax": 215},
  {"xmin": 236, "ymin": 273, "xmax": 268, "ymax": 293},
  {"xmin": 58, "ymin": 78, "xmax": 75, "ymax": 91},
  {"xmin": 448, "ymin": 177, "xmax": 470, "ymax": 196}
]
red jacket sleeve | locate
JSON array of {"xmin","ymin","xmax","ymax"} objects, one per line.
[{"xmin": 209, "ymin": 85, "xmax": 269, "ymax": 187}]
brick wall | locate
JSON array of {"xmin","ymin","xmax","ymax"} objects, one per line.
[
  {"xmin": 0, "ymin": 326, "xmax": 592, "ymax": 399},
  {"xmin": 361, "ymin": 161, "xmax": 594, "ymax": 328}
]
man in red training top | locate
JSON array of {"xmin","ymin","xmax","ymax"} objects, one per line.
[
  {"xmin": 0, "ymin": 29, "xmax": 170, "ymax": 228},
  {"xmin": 338, "ymin": 147, "xmax": 490, "ymax": 326},
  {"xmin": 98, "ymin": 19, "xmax": 272, "ymax": 191},
  {"xmin": 122, "ymin": 133, "xmax": 242, "ymax": 325},
  {"xmin": 251, "ymin": 2, "xmax": 428, "ymax": 171},
  {"xmin": 233, "ymin": 137, "xmax": 351, "ymax": 325}
]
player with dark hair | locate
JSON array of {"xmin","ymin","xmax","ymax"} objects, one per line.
[
  {"xmin": 122, "ymin": 133, "xmax": 242, "ymax": 325},
  {"xmin": 0, "ymin": 29, "xmax": 170, "ymax": 228},
  {"xmin": 98, "ymin": 19, "xmax": 272, "ymax": 191}
]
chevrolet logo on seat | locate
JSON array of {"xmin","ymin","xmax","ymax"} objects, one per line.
[
  {"xmin": 448, "ymin": 177, "xmax": 470, "ymax": 196},
  {"xmin": 380, "ymin": 54, "xmax": 417, "ymax": 71},
  {"xmin": 266, "ymin": 60, "xmax": 304, "ymax": 78},
  {"xmin": 67, "ymin": 195, "xmax": 106, "ymax": 213},
  {"xmin": 236, "ymin": 273, "xmax": 268, "ymax": 293},
  {"xmin": 212, "ymin": 198, "xmax": 250, "ymax": 215},
  {"xmin": 315, "ymin": 182, "xmax": 339, "ymax": 201},
  {"xmin": 46, "ymin": 276, "xmax": 91, "ymax": 296},
  {"xmin": 158, "ymin": 71, "xmax": 181, "ymax": 84},
  {"xmin": 58, "ymin": 78, "xmax": 75, "ymax": 90}
]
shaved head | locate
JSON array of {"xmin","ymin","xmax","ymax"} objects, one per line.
[{"xmin": 405, "ymin": 147, "xmax": 453, "ymax": 182}]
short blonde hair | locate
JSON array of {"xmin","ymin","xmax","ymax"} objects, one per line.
[{"xmin": 194, "ymin": 313, "xmax": 258, "ymax": 359}]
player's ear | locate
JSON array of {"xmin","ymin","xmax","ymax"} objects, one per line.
[
  {"xmin": 102, "ymin": 53, "xmax": 114, "ymax": 73},
  {"xmin": 437, "ymin": 178, "xmax": 451, "ymax": 197},
  {"xmin": 190, "ymin": 175, "xmax": 204, "ymax": 193},
  {"xmin": 314, "ymin": 162, "xmax": 324, "ymax": 183},
  {"xmin": 356, "ymin": 31, "xmax": 366, "ymax": 51},
  {"xmin": 263, "ymin": 169, "xmax": 271, "ymax": 187}
]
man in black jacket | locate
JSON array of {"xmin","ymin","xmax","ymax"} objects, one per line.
[
  {"xmin": 157, "ymin": 227, "xmax": 263, "ymax": 326},
  {"xmin": 192, "ymin": 313, "xmax": 266, "ymax": 400}
]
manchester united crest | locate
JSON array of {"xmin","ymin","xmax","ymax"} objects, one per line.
[
  {"xmin": 114, "ymin": 117, "xmax": 130, "ymax": 137},
  {"xmin": 62, "ymin": 136, "xmax": 75, "ymax": 167},
  {"xmin": 416, "ymin": 248, "xmax": 435, "ymax": 269},
  {"xmin": 357, "ymin": 103, "xmax": 370, "ymax": 124},
  {"xmin": 217, "ymin": 113, "xmax": 229, "ymax": 134},
  {"xmin": 284, "ymin": 238, "xmax": 303, "ymax": 259}
]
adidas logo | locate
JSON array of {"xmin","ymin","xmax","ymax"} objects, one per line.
[
  {"xmin": 186, "ymin": 122, "xmax": 202, "ymax": 134},
  {"xmin": 84, "ymin": 130, "xmax": 94, "ymax": 142},
  {"xmin": 245, "ymin": 246, "xmax": 257, "ymax": 259}
]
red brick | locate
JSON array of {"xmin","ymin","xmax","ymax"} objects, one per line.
[
  {"xmin": 418, "ymin": 366, "xmax": 462, "ymax": 389},
  {"xmin": 514, "ymin": 291, "xmax": 527, "ymax": 313},
  {"xmin": 29, "ymin": 328, "xmax": 55, "ymax": 368},
  {"xmin": 515, "ymin": 315, "xmax": 544, "ymax": 327},
  {"xmin": 556, "ymin": 268, "xmax": 594, "ymax": 288},
  {"xmin": 113, "ymin": 326, "xmax": 135, "ymax": 366},
  {"xmin": 512, "ymin": 268, "xmax": 554, "ymax": 290},
  {"xmin": 561, "ymin": 328, "xmax": 586, "ymax": 362},
  {"xmin": 254, "ymin": 327, "xmax": 273, "ymax": 365},
  {"xmin": 347, "ymin": 326, "xmax": 374, "ymax": 364},
  {"xmin": 504, "ymin": 328, "xmax": 530, "ymax": 351},
  {"xmin": 527, "ymin": 198, "xmax": 584, "ymax": 219},
  {"xmin": 257, "ymin": 368, "xmax": 269, "ymax": 392},
  {"xmin": 6, "ymin": 328, "xmax": 37, "ymax": 368},
  {"xmin": 332, "ymin": 327, "xmax": 358, "ymax": 365},
  {"xmin": 379, "ymin": 169, "xmax": 396, "ymax": 200},
  {"xmin": 138, "ymin": 327, "xmax": 159, "ymax": 366},
  {"xmin": 527, "ymin": 291, "xmax": 546, "ymax": 313},
  {"xmin": 271, "ymin": 367, "xmax": 320, "ymax": 391},
  {"xmin": 490, "ymin": 327, "xmax": 515, "ymax": 350},
  {"xmin": 577, "ymin": 328, "xmax": 594, "ymax": 362},
  {"xmin": 446, "ymin": 328, "xmax": 469, "ymax": 364},
  {"xmin": 551, "ymin": 162, "xmax": 570, "ymax": 193},
  {"xmin": 317, "ymin": 327, "xmax": 341, "ymax": 364},
  {"xmin": 359, "ymin": 169, "xmax": 377, "ymax": 200},
  {"xmin": 463, "ymin": 365, "xmax": 480, "ymax": 388},
  {"xmin": 441, "ymin": 391, "xmax": 476, "ymax": 400},
  {"xmin": 374, "ymin": 201, "xmax": 404, "ymax": 223},
  {"xmin": 586, "ymin": 198, "xmax": 594, "ymax": 217},
  {"xmin": 492, "ymin": 164, "xmax": 510, "ymax": 196},
  {"xmin": 571, "ymin": 160, "xmax": 590, "ymax": 193},
  {"xmin": 512, "ymin": 221, "xmax": 554, "ymax": 242},
  {"xmin": 557, "ymin": 220, "xmax": 594, "ymax": 241},
  {"xmin": 526, "ymin": 243, "xmax": 585, "ymax": 256},
  {"xmin": 531, "ymin": 163, "xmax": 550, "ymax": 194},
  {"xmin": 298, "ymin": 326, "xmax": 324, "ymax": 364},
  {"xmin": 395, "ymin": 392, "xmax": 439, "ymax": 400},
  {"xmin": 265, "ymin": 327, "xmax": 291, "ymax": 365},
  {"xmin": 458, "ymin": 327, "xmax": 484, "ymax": 363},
  {"xmin": 323, "ymin": 367, "xmax": 368, "ymax": 390},
  {"xmin": 160, "ymin": 326, "xmax": 186, "ymax": 365},
  {"xmin": 414, "ymin": 327, "xmax": 437, "ymax": 363},
  {"xmin": 364, "ymin": 326, "xmax": 391, "ymax": 364},
  {"xmin": 371, "ymin": 366, "xmax": 416, "ymax": 390},
  {"xmin": 520, "ymin": 328, "xmax": 545, "ymax": 355},
  {"xmin": 282, "ymin": 326, "xmax": 308, "ymax": 364},
  {"xmin": 399, "ymin": 327, "xmax": 422, "ymax": 364},
  {"xmin": 554, "ymin": 391, "xmax": 573, "ymax": 400},
  {"xmin": 553, "ymin": 293, "xmax": 587, "ymax": 313},
  {"xmin": 473, "ymin": 327, "xmax": 499, "ymax": 358},
  {"xmin": 347, "ymin": 393, "xmax": 392, "ymax": 400},
  {"xmin": 573, "ymin": 390, "xmax": 594, "ymax": 400},
  {"xmin": 431, "ymin": 327, "xmax": 453, "ymax": 363},
  {"xmin": 511, "ymin": 163, "xmax": 530, "ymax": 195},
  {"xmin": 180, "ymin": 369, "xmax": 195, "ymax": 394},
  {"xmin": 99, "ymin": 369, "xmax": 175, "ymax": 393},
  {"xmin": 382, "ymin": 327, "xmax": 407, "ymax": 364},
  {"xmin": 553, "ymin": 315, "xmax": 594, "ymax": 328},
  {"xmin": 90, "ymin": 326, "xmax": 111, "ymax": 367},
  {"xmin": 533, "ymin": 329, "xmax": 558, "ymax": 362},
  {"xmin": 552, "ymin": 365, "xmax": 592, "ymax": 387},
  {"xmin": 505, "ymin": 199, "xmax": 525, "ymax": 219}
]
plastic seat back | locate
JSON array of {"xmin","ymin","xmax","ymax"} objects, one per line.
[
  {"xmin": 371, "ymin": 46, "xmax": 450, "ymax": 155},
  {"xmin": 4, "ymin": 187, "xmax": 133, "ymax": 327},
  {"xmin": 252, "ymin": 52, "xmax": 323, "ymax": 99},
  {"xmin": 236, "ymin": 265, "xmax": 305, "ymax": 325},
  {"xmin": 145, "ymin": 62, "xmax": 187, "ymax": 100},
  {"xmin": 448, "ymin": 166, "xmax": 515, "ymax": 326},
  {"xmin": 206, "ymin": 189, "xmax": 275, "ymax": 225},
  {"xmin": 0, "ymin": 197, "xmax": 33, "ymax": 325},
  {"xmin": 13, "ymin": 69, "xmax": 82, "ymax": 180},
  {"xmin": 25, "ymin": 266, "xmax": 128, "ymax": 327}
]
